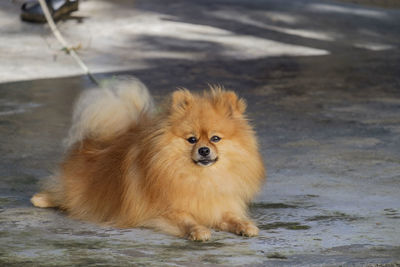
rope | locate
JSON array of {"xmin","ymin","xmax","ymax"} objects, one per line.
[{"xmin": 37, "ymin": 0, "xmax": 100, "ymax": 85}]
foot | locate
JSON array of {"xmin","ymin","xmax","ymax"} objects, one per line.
[
  {"xmin": 21, "ymin": 0, "xmax": 79, "ymax": 23},
  {"xmin": 234, "ymin": 222, "xmax": 259, "ymax": 237},
  {"xmin": 188, "ymin": 226, "xmax": 211, "ymax": 241},
  {"xmin": 31, "ymin": 193, "xmax": 57, "ymax": 208},
  {"xmin": 217, "ymin": 213, "xmax": 259, "ymax": 237}
]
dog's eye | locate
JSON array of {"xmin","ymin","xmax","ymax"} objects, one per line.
[
  {"xmin": 187, "ymin": 137, "xmax": 197, "ymax": 144},
  {"xmin": 210, "ymin": 136, "xmax": 221, "ymax": 143}
]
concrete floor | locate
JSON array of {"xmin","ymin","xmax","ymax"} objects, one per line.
[{"xmin": 1, "ymin": 0, "xmax": 400, "ymax": 266}]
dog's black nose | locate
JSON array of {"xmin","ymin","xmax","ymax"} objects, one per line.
[{"xmin": 198, "ymin": 147, "xmax": 210, "ymax": 157}]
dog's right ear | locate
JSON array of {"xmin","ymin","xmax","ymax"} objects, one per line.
[{"xmin": 171, "ymin": 89, "xmax": 193, "ymax": 112}]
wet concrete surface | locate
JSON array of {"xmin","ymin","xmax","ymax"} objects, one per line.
[
  {"xmin": 1, "ymin": 0, "xmax": 400, "ymax": 266},
  {"xmin": 1, "ymin": 51, "xmax": 400, "ymax": 266}
]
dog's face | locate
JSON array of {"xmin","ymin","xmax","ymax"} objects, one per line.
[
  {"xmin": 145, "ymin": 87, "xmax": 264, "ymax": 206},
  {"xmin": 187, "ymin": 131, "xmax": 221, "ymax": 167},
  {"xmin": 166, "ymin": 88, "xmax": 250, "ymax": 169}
]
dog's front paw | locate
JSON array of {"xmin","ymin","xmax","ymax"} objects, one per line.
[
  {"xmin": 188, "ymin": 226, "xmax": 211, "ymax": 241},
  {"xmin": 235, "ymin": 222, "xmax": 259, "ymax": 237}
]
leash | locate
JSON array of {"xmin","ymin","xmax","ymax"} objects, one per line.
[{"xmin": 37, "ymin": 0, "xmax": 100, "ymax": 86}]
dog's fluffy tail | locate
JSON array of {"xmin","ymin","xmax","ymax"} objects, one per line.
[{"xmin": 64, "ymin": 77, "xmax": 154, "ymax": 147}]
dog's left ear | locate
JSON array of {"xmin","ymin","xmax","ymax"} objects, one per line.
[
  {"xmin": 222, "ymin": 91, "xmax": 247, "ymax": 115},
  {"xmin": 210, "ymin": 86, "xmax": 247, "ymax": 116}
]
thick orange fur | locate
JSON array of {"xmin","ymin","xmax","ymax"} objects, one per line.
[{"xmin": 32, "ymin": 85, "xmax": 265, "ymax": 241}]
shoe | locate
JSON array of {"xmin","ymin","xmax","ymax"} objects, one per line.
[{"xmin": 21, "ymin": 0, "xmax": 79, "ymax": 23}]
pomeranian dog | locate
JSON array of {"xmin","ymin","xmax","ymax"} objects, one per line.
[{"xmin": 31, "ymin": 78, "xmax": 265, "ymax": 241}]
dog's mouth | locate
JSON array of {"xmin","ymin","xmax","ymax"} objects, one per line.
[{"xmin": 193, "ymin": 157, "xmax": 218, "ymax": 167}]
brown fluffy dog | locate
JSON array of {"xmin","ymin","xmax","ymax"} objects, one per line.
[{"xmin": 31, "ymin": 79, "xmax": 265, "ymax": 241}]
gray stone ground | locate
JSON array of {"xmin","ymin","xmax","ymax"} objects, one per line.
[{"xmin": 1, "ymin": 0, "xmax": 400, "ymax": 266}]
